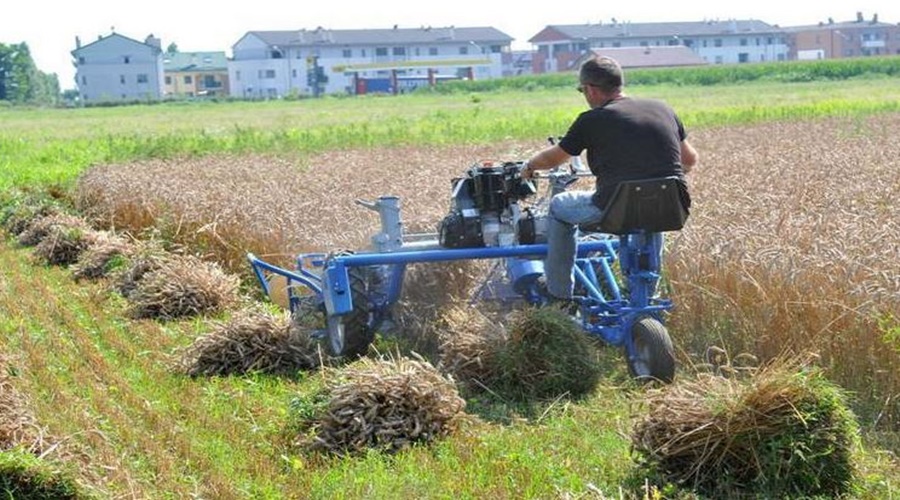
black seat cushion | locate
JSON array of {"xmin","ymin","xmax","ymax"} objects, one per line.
[{"xmin": 586, "ymin": 176, "xmax": 690, "ymax": 235}]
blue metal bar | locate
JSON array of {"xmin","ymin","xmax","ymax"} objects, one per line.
[
  {"xmin": 247, "ymin": 253, "xmax": 323, "ymax": 295},
  {"xmin": 331, "ymin": 240, "xmax": 616, "ymax": 267}
]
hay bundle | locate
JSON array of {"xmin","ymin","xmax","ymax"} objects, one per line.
[
  {"xmin": 0, "ymin": 359, "xmax": 42, "ymax": 454},
  {"xmin": 0, "ymin": 448, "xmax": 82, "ymax": 499},
  {"xmin": 126, "ymin": 254, "xmax": 240, "ymax": 319},
  {"xmin": 71, "ymin": 231, "xmax": 135, "ymax": 281},
  {"xmin": 178, "ymin": 308, "xmax": 320, "ymax": 376},
  {"xmin": 437, "ymin": 305, "xmax": 507, "ymax": 387},
  {"xmin": 491, "ymin": 307, "xmax": 602, "ymax": 401},
  {"xmin": 303, "ymin": 356, "xmax": 466, "ymax": 454},
  {"xmin": 1, "ymin": 202, "xmax": 59, "ymax": 237},
  {"xmin": 16, "ymin": 213, "xmax": 89, "ymax": 247},
  {"xmin": 111, "ymin": 241, "xmax": 171, "ymax": 297},
  {"xmin": 631, "ymin": 357, "xmax": 860, "ymax": 497},
  {"xmin": 390, "ymin": 261, "xmax": 484, "ymax": 355},
  {"xmin": 32, "ymin": 226, "xmax": 102, "ymax": 267}
]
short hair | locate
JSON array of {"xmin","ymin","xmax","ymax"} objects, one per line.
[{"xmin": 579, "ymin": 56, "xmax": 624, "ymax": 92}]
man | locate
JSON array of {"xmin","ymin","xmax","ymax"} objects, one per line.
[{"xmin": 523, "ymin": 56, "xmax": 699, "ymax": 301}]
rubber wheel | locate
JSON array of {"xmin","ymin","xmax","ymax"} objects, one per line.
[
  {"xmin": 626, "ymin": 317, "xmax": 675, "ymax": 383},
  {"xmin": 326, "ymin": 265, "xmax": 374, "ymax": 358}
]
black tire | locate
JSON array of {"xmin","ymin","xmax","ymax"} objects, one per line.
[
  {"xmin": 326, "ymin": 265, "xmax": 374, "ymax": 358},
  {"xmin": 626, "ymin": 317, "xmax": 675, "ymax": 383}
]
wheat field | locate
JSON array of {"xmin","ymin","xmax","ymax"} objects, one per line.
[{"xmin": 74, "ymin": 113, "xmax": 900, "ymax": 430}]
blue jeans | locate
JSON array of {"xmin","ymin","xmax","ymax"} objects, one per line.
[{"xmin": 545, "ymin": 191, "xmax": 604, "ymax": 298}]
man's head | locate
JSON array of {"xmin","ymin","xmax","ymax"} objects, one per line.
[{"xmin": 578, "ymin": 56, "xmax": 624, "ymax": 94}]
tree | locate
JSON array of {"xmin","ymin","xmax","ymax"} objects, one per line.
[
  {"xmin": 0, "ymin": 42, "xmax": 60, "ymax": 104},
  {"xmin": 166, "ymin": 42, "xmax": 178, "ymax": 54}
]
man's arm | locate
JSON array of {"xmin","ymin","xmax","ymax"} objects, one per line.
[
  {"xmin": 681, "ymin": 139, "xmax": 699, "ymax": 173},
  {"xmin": 523, "ymin": 145, "xmax": 572, "ymax": 179}
]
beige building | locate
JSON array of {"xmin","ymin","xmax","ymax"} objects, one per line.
[
  {"xmin": 786, "ymin": 12, "xmax": 900, "ymax": 60},
  {"xmin": 163, "ymin": 51, "xmax": 229, "ymax": 97}
]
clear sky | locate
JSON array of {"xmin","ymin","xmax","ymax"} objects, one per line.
[{"xmin": 3, "ymin": 1, "xmax": 898, "ymax": 90}]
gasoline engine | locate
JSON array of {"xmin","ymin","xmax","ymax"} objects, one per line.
[{"xmin": 438, "ymin": 161, "xmax": 550, "ymax": 248}]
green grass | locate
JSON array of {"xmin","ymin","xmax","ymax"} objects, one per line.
[{"xmin": 2, "ymin": 78, "xmax": 900, "ymax": 190}]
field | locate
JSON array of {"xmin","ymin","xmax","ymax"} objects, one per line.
[{"xmin": 1, "ymin": 71, "xmax": 900, "ymax": 498}]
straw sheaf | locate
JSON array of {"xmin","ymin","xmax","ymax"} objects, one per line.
[
  {"xmin": 631, "ymin": 356, "xmax": 860, "ymax": 497},
  {"xmin": 436, "ymin": 305, "xmax": 507, "ymax": 387},
  {"xmin": 32, "ymin": 226, "xmax": 103, "ymax": 267},
  {"xmin": 1, "ymin": 203, "xmax": 60, "ymax": 237},
  {"xmin": 16, "ymin": 213, "xmax": 91, "ymax": 248},
  {"xmin": 111, "ymin": 241, "xmax": 176, "ymax": 298},
  {"xmin": 491, "ymin": 307, "xmax": 603, "ymax": 400},
  {"xmin": 307, "ymin": 356, "xmax": 466, "ymax": 454},
  {"xmin": 71, "ymin": 232, "xmax": 136, "ymax": 281},
  {"xmin": 0, "ymin": 358, "xmax": 48, "ymax": 455},
  {"xmin": 126, "ymin": 254, "xmax": 241, "ymax": 320},
  {"xmin": 178, "ymin": 309, "xmax": 321, "ymax": 376}
]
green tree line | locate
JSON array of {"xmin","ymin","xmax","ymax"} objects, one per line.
[{"xmin": 0, "ymin": 42, "xmax": 60, "ymax": 104}]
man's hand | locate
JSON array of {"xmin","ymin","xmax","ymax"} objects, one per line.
[{"xmin": 522, "ymin": 161, "xmax": 535, "ymax": 180}]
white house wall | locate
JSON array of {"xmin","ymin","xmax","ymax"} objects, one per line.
[
  {"xmin": 74, "ymin": 35, "xmax": 163, "ymax": 102},
  {"xmin": 229, "ymin": 37, "xmax": 508, "ymax": 97}
]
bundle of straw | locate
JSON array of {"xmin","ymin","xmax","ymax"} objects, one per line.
[
  {"xmin": 71, "ymin": 231, "xmax": 135, "ymax": 281},
  {"xmin": 305, "ymin": 356, "xmax": 466, "ymax": 454},
  {"xmin": 178, "ymin": 309, "xmax": 320, "ymax": 376},
  {"xmin": 126, "ymin": 254, "xmax": 240, "ymax": 320},
  {"xmin": 631, "ymin": 356, "xmax": 860, "ymax": 497},
  {"xmin": 16, "ymin": 214, "xmax": 90, "ymax": 248}
]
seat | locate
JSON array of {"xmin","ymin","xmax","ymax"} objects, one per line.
[{"xmin": 584, "ymin": 176, "xmax": 690, "ymax": 235}]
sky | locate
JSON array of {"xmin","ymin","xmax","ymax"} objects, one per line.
[{"xmin": 3, "ymin": 1, "xmax": 899, "ymax": 90}]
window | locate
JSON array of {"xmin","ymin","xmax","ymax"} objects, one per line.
[
  {"xmin": 184, "ymin": 75, "xmax": 192, "ymax": 84},
  {"xmin": 740, "ymin": 38, "xmax": 748, "ymax": 46},
  {"xmin": 429, "ymin": 47, "xmax": 438, "ymax": 56},
  {"xmin": 459, "ymin": 46, "xmax": 468, "ymax": 55},
  {"xmin": 120, "ymin": 75, "xmax": 126, "ymax": 84},
  {"xmin": 640, "ymin": 41, "xmax": 649, "ymax": 47},
  {"xmin": 415, "ymin": 47, "xmax": 420, "ymax": 56},
  {"xmin": 702, "ymin": 39, "xmax": 708, "ymax": 48},
  {"xmin": 490, "ymin": 45, "xmax": 502, "ymax": 53},
  {"xmin": 612, "ymin": 42, "xmax": 621, "ymax": 48},
  {"xmin": 292, "ymin": 69, "xmax": 298, "ymax": 78},
  {"xmin": 715, "ymin": 55, "xmax": 723, "ymax": 64},
  {"xmin": 392, "ymin": 47, "xmax": 405, "ymax": 56},
  {"xmin": 738, "ymin": 53, "xmax": 749, "ymax": 63},
  {"xmin": 81, "ymin": 76, "xmax": 87, "ymax": 85},
  {"xmin": 235, "ymin": 71, "xmax": 241, "ymax": 81},
  {"xmin": 204, "ymin": 75, "xmax": 216, "ymax": 87},
  {"xmin": 343, "ymin": 49, "xmax": 352, "ymax": 58},
  {"xmin": 375, "ymin": 47, "xmax": 388, "ymax": 56},
  {"xmin": 258, "ymin": 69, "xmax": 276, "ymax": 79},
  {"xmin": 124, "ymin": 56, "xmax": 130, "ymax": 64},
  {"xmin": 137, "ymin": 74, "xmax": 148, "ymax": 83},
  {"xmin": 361, "ymin": 49, "xmax": 366, "ymax": 57},
  {"xmin": 165, "ymin": 76, "xmax": 172, "ymax": 85},
  {"xmin": 714, "ymin": 39, "xmax": 723, "ymax": 47},
  {"xmin": 78, "ymin": 56, "xmax": 85, "ymax": 64},
  {"xmin": 271, "ymin": 50, "xmax": 283, "ymax": 59}
]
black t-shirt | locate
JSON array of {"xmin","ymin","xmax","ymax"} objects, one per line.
[{"xmin": 558, "ymin": 96, "xmax": 687, "ymax": 209}]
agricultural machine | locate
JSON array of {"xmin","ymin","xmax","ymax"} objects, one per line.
[{"xmin": 248, "ymin": 148, "xmax": 689, "ymax": 382}]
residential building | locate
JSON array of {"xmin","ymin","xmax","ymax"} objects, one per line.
[
  {"xmin": 71, "ymin": 32, "xmax": 164, "ymax": 103},
  {"xmin": 573, "ymin": 46, "xmax": 707, "ymax": 69},
  {"xmin": 785, "ymin": 12, "xmax": 900, "ymax": 60},
  {"xmin": 228, "ymin": 26, "xmax": 514, "ymax": 98},
  {"xmin": 163, "ymin": 51, "xmax": 229, "ymax": 97},
  {"xmin": 529, "ymin": 20, "xmax": 789, "ymax": 73}
]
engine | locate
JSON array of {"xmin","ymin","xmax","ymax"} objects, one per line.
[{"xmin": 439, "ymin": 161, "xmax": 547, "ymax": 248}]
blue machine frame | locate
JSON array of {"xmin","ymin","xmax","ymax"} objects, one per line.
[
  {"xmin": 248, "ymin": 220, "xmax": 670, "ymax": 353},
  {"xmin": 248, "ymin": 165, "xmax": 681, "ymax": 381}
]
